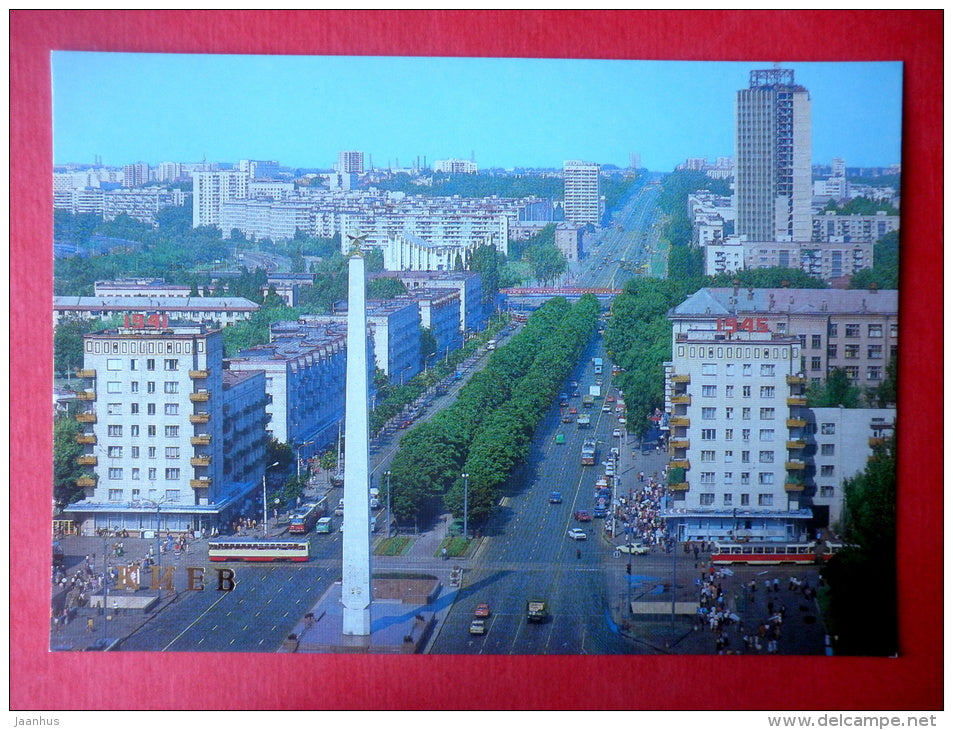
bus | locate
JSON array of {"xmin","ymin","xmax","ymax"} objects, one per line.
[
  {"xmin": 593, "ymin": 357, "xmax": 603, "ymax": 375},
  {"xmin": 710, "ymin": 542, "xmax": 821, "ymax": 566},
  {"xmin": 207, "ymin": 539, "xmax": 309, "ymax": 562},
  {"xmin": 288, "ymin": 501, "xmax": 324, "ymax": 534},
  {"xmin": 315, "ymin": 517, "xmax": 333, "ymax": 534}
]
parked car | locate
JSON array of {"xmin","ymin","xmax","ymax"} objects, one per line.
[
  {"xmin": 616, "ymin": 542, "xmax": 650, "ymax": 555},
  {"xmin": 612, "ymin": 428, "xmax": 623, "ymax": 438},
  {"xmin": 568, "ymin": 528, "xmax": 588, "ymax": 541},
  {"xmin": 549, "ymin": 491, "xmax": 563, "ymax": 504},
  {"xmin": 574, "ymin": 510, "xmax": 592, "ymax": 522},
  {"xmin": 474, "ymin": 603, "xmax": 491, "ymax": 617},
  {"xmin": 592, "ymin": 505, "xmax": 608, "ymax": 518}
]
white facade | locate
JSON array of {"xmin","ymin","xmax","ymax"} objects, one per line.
[
  {"xmin": 192, "ymin": 170, "xmax": 250, "ymax": 228},
  {"xmin": 563, "ymin": 160, "xmax": 601, "ymax": 226},
  {"xmin": 53, "ymin": 296, "xmax": 260, "ymax": 329},
  {"xmin": 433, "ymin": 159, "xmax": 478, "ymax": 174}
]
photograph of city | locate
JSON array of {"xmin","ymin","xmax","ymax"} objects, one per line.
[{"xmin": 48, "ymin": 51, "xmax": 903, "ymax": 659}]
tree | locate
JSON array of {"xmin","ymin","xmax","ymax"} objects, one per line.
[
  {"xmin": 806, "ymin": 367, "xmax": 862, "ymax": 408},
  {"xmin": 54, "ymin": 415, "xmax": 86, "ymax": 508}
]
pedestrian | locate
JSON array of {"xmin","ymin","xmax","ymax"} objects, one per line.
[
  {"xmin": 576, "ymin": 548, "xmax": 582, "ymax": 560},
  {"xmin": 86, "ymin": 617, "xmax": 94, "ymax": 633},
  {"xmin": 773, "ymin": 577, "xmax": 780, "ymax": 592}
]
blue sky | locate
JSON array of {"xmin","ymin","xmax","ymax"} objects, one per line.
[{"xmin": 52, "ymin": 53, "xmax": 902, "ymax": 171}]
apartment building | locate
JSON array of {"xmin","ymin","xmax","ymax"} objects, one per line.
[
  {"xmin": 563, "ymin": 160, "xmax": 601, "ymax": 226},
  {"xmin": 391, "ymin": 270, "xmax": 487, "ymax": 335},
  {"xmin": 397, "ymin": 288, "xmax": 463, "ymax": 360},
  {"xmin": 192, "ymin": 170, "xmax": 250, "ymax": 228},
  {"xmin": 812, "ymin": 211, "xmax": 900, "ymax": 243},
  {"xmin": 743, "ymin": 240, "xmax": 874, "ymax": 284},
  {"xmin": 66, "ymin": 323, "xmax": 267, "ymax": 535},
  {"xmin": 53, "ymin": 296, "xmax": 260, "ymax": 329}
]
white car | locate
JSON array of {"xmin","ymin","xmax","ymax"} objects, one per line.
[
  {"xmin": 616, "ymin": 542, "xmax": 650, "ymax": 555},
  {"xmin": 568, "ymin": 528, "xmax": 588, "ymax": 541},
  {"xmin": 612, "ymin": 428, "xmax": 623, "ymax": 438}
]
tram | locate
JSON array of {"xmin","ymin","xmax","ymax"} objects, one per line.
[
  {"xmin": 710, "ymin": 541, "xmax": 822, "ymax": 566},
  {"xmin": 207, "ymin": 539, "xmax": 309, "ymax": 562}
]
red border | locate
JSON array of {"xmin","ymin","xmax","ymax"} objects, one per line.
[{"xmin": 11, "ymin": 10, "xmax": 942, "ymax": 710}]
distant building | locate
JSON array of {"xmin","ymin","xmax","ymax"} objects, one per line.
[
  {"xmin": 53, "ymin": 296, "xmax": 260, "ymax": 329},
  {"xmin": 433, "ymin": 159, "xmax": 478, "ymax": 174},
  {"xmin": 812, "ymin": 211, "xmax": 900, "ymax": 243},
  {"xmin": 94, "ymin": 278, "xmax": 192, "ymax": 299},
  {"xmin": 192, "ymin": 170, "xmax": 250, "ymax": 228},
  {"xmin": 337, "ymin": 151, "xmax": 365, "ymax": 175},
  {"xmin": 390, "ymin": 270, "xmax": 487, "ymax": 335},
  {"xmin": 563, "ymin": 160, "xmax": 601, "ymax": 226},
  {"xmin": 555, "ymin": 223, "xmax": 584, "ymax": 262}
]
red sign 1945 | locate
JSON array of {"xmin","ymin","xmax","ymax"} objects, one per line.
[{"xmin": 716, "ymin": 317, "xmax": 770, "ymax": 333}]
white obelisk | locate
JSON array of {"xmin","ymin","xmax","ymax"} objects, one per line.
[{"xmin": 341, "ymin": 245, "xmax": 372, "ymax": 635}]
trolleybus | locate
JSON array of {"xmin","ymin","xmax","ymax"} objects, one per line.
[
  {"xmin": 710, "ymin": 542, "xmax": 821, "ymax": 566},
  {"xmin": 288, "ymin": 501, "xmax": 324, "ymax": 534},
  {"xmin": 207, "ymin": 539, "xmax": 309, "ymax": 562}
]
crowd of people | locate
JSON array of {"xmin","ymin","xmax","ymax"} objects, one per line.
[{"xmin": 612, "ymin": 471, "xmax": 669, "ymax": 549}]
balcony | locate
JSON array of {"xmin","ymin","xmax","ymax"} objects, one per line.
[
  {"xmin": 77, "ymin": 455, "xmax": 97, "ymax": 466},
  {"xmin": 671, "ymin": 374, "xmax": 691, "ymax": 384},
  {"xmin": 189, "ymin": 412, "xmax": 210, "ymax": 424},
  {"xmin": 76, "ymin": 391, "xmax": 96, "ymax": 401},
  {"xmin": 869, "ymin": 436, "xmax": 886, "ymax": 448},
  {"xmin": 75, "ymin": 434, "xmax": 97, "ymax": 445},
  {"xmin": 76, "ymin": 476, "xmax": 97, "ymax": 487},
  {"xmin": 668, "ymin": 482, "xmax": 690, "ymax": 491},
  {"xmin": 784, "ymin": 480, "xmax": 806, "ymax": 492},
  {"xmin": 189, "ymin": 370, "xmax": 210, "ymax": 379},
  {"xmin": 669, "ymin": 416, "xmax": 691, "ymax": 428},
  {"xmin": 671, "ymin": 394, "xmax": 691, "ymax": 405},
  {"xmin": 785, "ymin": 460, "xmax": 806, "ymax": 471},
  {"xmin": 786, "ymin": 418, "xmax": 807, "ymax": 428},
  {"xmin": 786, "ymin": 439, "xmax": 806, "ymax": 450},
  {"xmin": 669, "ymin": 439, "xmax": 690, "ymax": 450},
  {"xmin": 190, "ymin": 435, "xmax": 212, "ymax": 446},
  {"xmin": 786, "ymin": 397, "xmax": 808, "ymax": 407},
  {"xmin": 786, "ymin": 374, "xmax": 806, "ymax": 385},
  {"xmin": 669, "ymin": 459, "xmax": 691, "ymax": 471},
  {"xmin": 190, "ymin": 478, "xmax": 212, "ymax": 489},
  {"xmin": 189, "ymin": 390, "xmax": 211, "ymax": 402},
  {"xmin": 190, "ymin": 456, "xmax": 212, "ymax": 467},
  {"xmin": 75, "ymin": 369, "xmax": 96, "ymax": 379},
  {"xmin": 76, "ymin": 412, "xmax": 97, "ymax": 423}
]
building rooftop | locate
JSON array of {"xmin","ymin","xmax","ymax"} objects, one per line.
[{"xmin": 671, "ymin": 287, "xmax": 898, "ymax": 318}]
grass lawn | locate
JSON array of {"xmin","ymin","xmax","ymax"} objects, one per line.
[{"xmin": 374, "ymin": 536, "xmax": 412, "ymax": 556}]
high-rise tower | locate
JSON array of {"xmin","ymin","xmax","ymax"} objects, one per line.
[
  {"xmin": 734, "ymin": 68, "xmax": 812, "ymax": 242},
  {"xmin": 563, "ymin": 160, "xmax": 601, "ymax": 226}
]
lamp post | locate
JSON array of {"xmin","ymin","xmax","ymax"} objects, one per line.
[
  {"xmin": 384, "ymin": 470, "xmax": 392, "ymax": 538},
  {"xmin": 263, "ymin": 461, "xmax": 280, "ymax": 538},
  {"xmin": 461, "ymin": 472, "xmax": 469, "ymax": 543}
]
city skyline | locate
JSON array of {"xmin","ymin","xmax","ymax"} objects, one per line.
[{"xmin": 52, "ymin": 54, "xmax": 902, "ymax": 172}]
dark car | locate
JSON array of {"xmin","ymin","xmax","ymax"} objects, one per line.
[
  {"xmin": 592, "ymin": 505, "xmax": 608, "ymax": 518},
  {"xmin": 574, "ymin": 510, "xmax": 592, "ymax": 522},
  {"xmin": 549, "ymin": 491, "xmax": 563, "ymax": 504}
]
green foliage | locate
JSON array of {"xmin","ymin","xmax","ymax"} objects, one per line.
[
  {"xmin": 468, "ymin": 243, "xmax": 505, "ymax": 304},
  {"xmin": 821, "ymin": 435, "xmax": 897, "ymax": 655},
  {"xmin": 221, "ymin": 301, "xmax": 298, "ymax": 357},
  {"xmin": 805, "ymin": 368, "xmax": 863, "ymax": 408},
  {"xmin": 374, "ymin": 171, "xmax": 565, "ymax": 200},
  {"xmin": 822, "ymin": 196, "xmax": 899, "ymax": 216},
  {"xmin": 54, "ymin": 415, "xmax": 86, "ymax": 508},
  {"xmin": 849, "ymin": 230, "xmax": 899, "ymax": 290},
  {"xmin": 367, "ymin": 276, "xmax": 407, "ymax": 300},
  {"xmin": 707, "ymin": 267, "xmax": 828, "ymax": 290}
]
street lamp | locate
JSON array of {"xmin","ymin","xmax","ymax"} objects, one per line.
[
  {"xmin": 461, "ymin": 473, "xmax": 469, "ymax": 543},
  {"xmin": 262, "ymin": 461, "xmax": 280, "ymax": 538}
]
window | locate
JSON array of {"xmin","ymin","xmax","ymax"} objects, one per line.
[
  {"xmin": 845, "ymin": 324, "xmax": 860, "ymax": 337},
  {"xmin": 759, "ymin": 429, "xmax": 775, "ymax": 442},
  {"xmin": 760, "ymin": 408, "xmax": 775, "ymax": 420},
  {"xmin": 147, "ymin": 381, "xmax": 156, "ymax": 394},
  {"xmin": 742, "ymin": 408, "xmax": 751, "ymax": 420},
  {"xmin": 164, "ymin": 381, "xmax": 179, "ymax": 394},
  {"xmin": 702, "ymin": 385, "xmax": 717, "ymax": 397},
  {"xmin": 725, "ymin": 429, "xmax": 734, "ymax": 440},
  {"xmin": 868, "ymin": 324, "xmax": 883, "ymax": 338},
  {"xmin": 165, "ymin": 425, "xmax": 179, "ymax": 438},
  {"xmin": 165, "ymin": 468, "xmax": 180, "ymax": 480},
  {"xmin": 868, "ymin": 345, "xmax": 883, "ymax": 360},
  {"xmin": 725, "ymin": 364, "xmax": 735, "ymax": 377},
  {"xmin": 845, "ymin": 366, "xmax": 859, "ymax": 380},
  {"xmin": 165, "ymin": 447, "xmax": 180, "ymax": 460},
  {"xmin": 130, "ymin": 359, "xmax": 138, "ymax": 371},
  {"xmin": 820, "ymin": 444, "xmax": 835, "ymax": 456},
  {"xmin": 699, "ymin": 493, "xmax": 715, "ymax": 506},
  {"xmin": 820, "ymin": 465, "xmax": 836, "ymax": 476},
  {"xmin": 148, "ymin": 425, "xmax": 157, "ymax": 437},
  {"xmin": 107, "ymin": 425, "xmax": 123, "ymax": 437},
  {"xmin": 108, "ymin": 489, "xmax": 123, "ymax": 501},
  {"xmin": 702, "ymin": 407, "xmax": 716, "ymax": 420},
  {"xmin": 106, "ymin": 381, "xmax": 121, "ymax": 393},
  {"xmin": 700, "ymin": 472, "xmax": 716, "ymax": 485},
  {"xmin": 130, "ymin": 381, "xmax": 139, "ymax": 393},
  {"xmin": 828, "ymin": 323, "xmax": 838, "ymax": 337},
  {"xmin": 776, "ymin": 322, "xmax": 786, "ymax": 333},
  {"xmin": 701, "ymin": 429, "xmax": 717, "ymax": 440},
  {"xmin": 820, "ymin": 486, "xmax": 835, "ymax": 498},
  {"xmin": 148, "ymin": 468, "xmax": 157, "ymax": 480},
  {"xmin": 844, "ymin": 344, "xmax": 860, "ymax": 359},
  {"xmin": 148, "ymin": 446, "xmax": 157, "ymax": 458},
  {"xmin": 811, "ymin": 334, "xmax": 822, "ymax": 349},
  {"xmin": 758, "ymin": 493, "xmax": 774, "ymax": 506},
  {"xmin": 147, "ymin": 403, "xmax": 156, "ymax": 415},
  {"xmin": 165, "ymin": 490, "xmax": 181, "ymax": 502},
  {"xmin": 107, "ymin": 403, "xmax": 122, "ymax": 415},
  {"xmin": 702, "ymin": 363, "xmax": 717, "ymax": 376},
  {"xmin": 130, "ymin": 403, "xmax": 139, "ymax": 414},
  {"xmin": 798, "ymin": 334, "xmax": 807, "ymax": 348},
  {"xmin": 760, "ymin": 364, "xmax": 775, "ymax": 377},
  {"xmin": 740, "ymin": 493, "xmax": 750, "ymax": 505},
  {"xmin": 758, "ymin": 472, "xmax": 774, "ymax": 485},
  {"xmin": 723, "ymin": 493, "xmax": 733, "ymax": 505},
  {"xmin": 725, "ymin": 385, "xmax": 734, "ymax": 398},
  {"xmin": 725, "ymin": 407, "xmax": 734, "ymax": 420},
  {"xmin": 164, "ymin": 358, "xmax": 179, "ymax": 371},
  {"xmin": 742, "ymin": 364, "xmax": 752, "ymax": 377},
  {"xmin": 131, "ymin": 469, "xmax": 140, "ymax": 481},
  {"xmin": 741, "ymin": 450, "xmax": 751, "ymax": 464},
  {"xmin": 742, "ymin": 386, "xmax": 751, "ymax": 398},
  {"xmin": 130, "ymin": 425, "xmax": 139, "ymax": 437},
  {"xmin": 723, "ymin": 472, "xmax": 733, "ymax": 485},
  {"xmin": 107, "ymin": 358, "xmax": 122, "ymax": 371},
  {"xmin": 741, "ymin": 473, "xmax": 750, "ymax": 486},
  {"xmin": 165, "ymin": 403, "xmax": 179, "ymax": 416},
  {"xmin": 760, "ymin": 386, "xmax": 775, "ymax": 398},
  {"xmin": 701, "ymin": 450, "xmax": 716, "ymax": 463},
  {"xmin": 107, "ymin": 446, "xmax": 123, "ymax": 458},
  {"xmin": 147, "ymin": 359, "xmax": 156, "ymax": 371},
  {"xmin": 131, "ymin": 488, "xmax": 140, "ymax": 500},
  {"xmin": 828, "ymin": 344, "xmax": 838, "ymax": 358},
  {"xmin": 108, "ymin": 467, "xmax": 123, "ymax": 480},
  {"xmin": 131, "ymin": 446, "xmax": 139, "ymax": 459},
  {"xmin": 867, "ymin": 366, "xmax": 883, "ymax": 380},
  {"xmin": 742, "ymin": 429, "xmax": 751, "ymax": 442},
  {"xmin": 759, "ymin": 450, "xmax": 775, "ymax": 463},
  {"xmin": 811, "ymin": 357, "xmax": 822, "ymax": 371}
]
